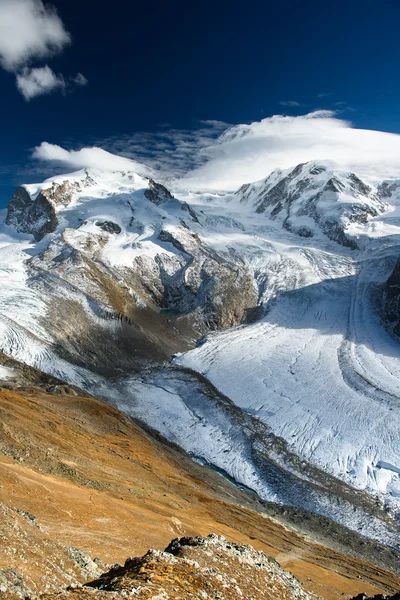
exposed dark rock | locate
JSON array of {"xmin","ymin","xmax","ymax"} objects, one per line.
[
  {"xmin": 309, "ymin": 166, "xmax": 326, "ymax": 175},
  {"xmin": 158, "ymin": 228, "xmax": 193, "ymax": 253},
  {"xmin": 6, "ymin": 181, "xmax": 76, "ymax": 241},
  {"xmin": 348, "ymin": 173, "xmax": 372, "ymax": 197},
  {"xmin": 182, "ymin": 200, "xmax": 200, "ymax": 223},
  {"xmin": 144, "ymin": 178, "xmax": 174, "ymax": 205},
  {"xmin": 156, "ymin": 227, "xmax": 258, "ymax": 329},
  {"xmin": 325, "ymin": 176, "xmax": 345, "ymax": 193},
  {"xmin": 95, "ymin": 220, "xmax": 122, "ymax": 234}
]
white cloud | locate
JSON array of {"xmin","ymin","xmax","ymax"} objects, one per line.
[
  {"xmin": 32, "ymin": 142, "xmax": 152, "ymax": 176},
  {"xmin": 0, "ymin": 0, "xmax": 70, "ymax": 71},
  {"xmin": 16, "ymin": 66, "xmax": 65, "ymax": 100},
  {"xmin": 178, "ymin": 111, "xmax": 400, "ymax": 191},
  {"xmin": 0, "ymin": 0, "xmax": 86, "ymax": 99},
  {"xmin": 73, "ymin": 72, "xmax": 88, "ymax": 87}
]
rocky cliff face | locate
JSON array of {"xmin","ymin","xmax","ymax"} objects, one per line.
[{"xmin": 5, "ymin": 180, "xmax": 76, "ymax": 241}]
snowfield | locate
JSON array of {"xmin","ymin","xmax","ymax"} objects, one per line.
[{"xmin": 1, "ymin": 162, "xmax": 400, "ymax": 544}]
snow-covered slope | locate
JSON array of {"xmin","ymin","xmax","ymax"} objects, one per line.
[{"xmin": 1, "ymin": 161, "xmax": 400, "ymax": 546}]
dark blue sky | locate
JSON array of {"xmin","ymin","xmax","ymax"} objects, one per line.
[{"xmin": 1, "ymin": 0, "xmax": 400, "ymax": 205}]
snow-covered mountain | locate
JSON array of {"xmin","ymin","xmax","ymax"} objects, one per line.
[
  {"xmin": 232, "ymin": 161, "xmax": 393, "ymax": 248},
  {"xmin": 1, "ymin": 160, "xmax": 400, "ymax": 548}
]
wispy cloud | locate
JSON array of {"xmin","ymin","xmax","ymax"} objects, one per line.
[
  {"xmin": 317, "ymin": 92, "xmax": 332, "ymax": 98},
  {"xmin": 73, "ymin": 73, "xmax": 88, "ymax": 87},
  {"xmin": 28, "ymin": 121, "xmax": 229, "ymax": 185},
  {"xmin": 95, "ymin": 120, "xmax": 230, "ymax": 179},
  {"xmin": 0, "ymin": 0, "xmax": 87, "ymax": 100},
  {"xmin": 279, "ymin": 100, "xmax": 302, "ymax": 107}
]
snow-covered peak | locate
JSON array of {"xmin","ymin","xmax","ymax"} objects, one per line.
[
  {"xmin": 25, "ymin": 167, "xmax": 150, "ymax": 202},
  {"xmin": 231, "ymin": 161, "xmax": 389, "ymax": 247},
  {"xmin": 4, "ymin": 166, "xmax": 204, "ymax": 277}
]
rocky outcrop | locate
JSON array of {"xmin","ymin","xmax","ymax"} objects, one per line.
[
  {"xmin": 38, "ymin": 535, "xmax": 316, "ymax": 599},
  {"xmin": 144, "ymin": 178, "xmax": 174, "ymax": 205},
  {"xmin": 5, "ymin": 181, "xmax": 75, "ymax": 241},
  {"xmin": 95, "ymin": 220, "xmax": 122, "ymax": 234},
  {"xmin": 384, "ymin": 259, "xmax": 400, "ymax": 336},
  {"xmin": 5, "ymin": 186, "xmax": 56, "ymax": 241}
]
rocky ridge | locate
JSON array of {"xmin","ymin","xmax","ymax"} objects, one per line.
[{"xmin": 6, "ymin": 535, "xmax": 400, "ymax": 600}]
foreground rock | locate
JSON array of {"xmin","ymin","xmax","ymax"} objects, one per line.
[{"xmin": 37, "ymin": 535, "xmax": 315, "ymax": 599}]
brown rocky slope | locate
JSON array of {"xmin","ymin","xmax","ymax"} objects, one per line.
[{"xmin": 0, "ymin": 355, "xmax": 399, "ymax": 599}]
